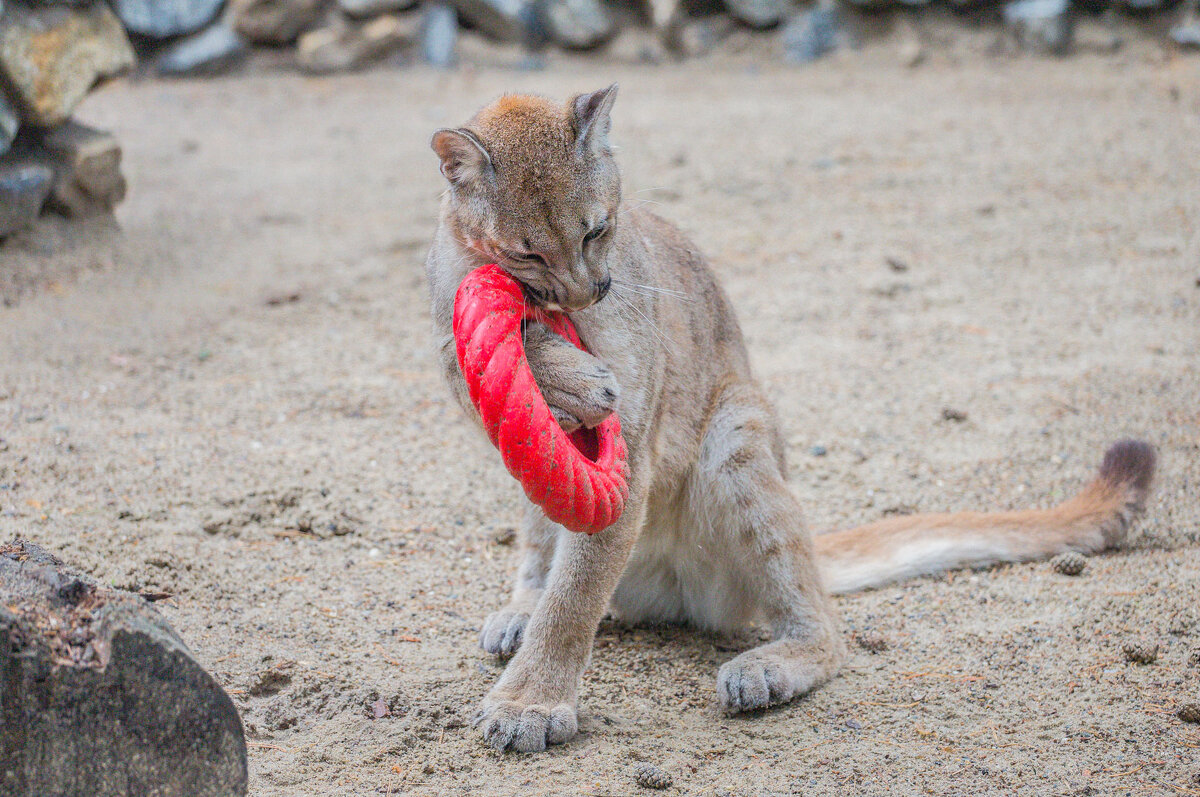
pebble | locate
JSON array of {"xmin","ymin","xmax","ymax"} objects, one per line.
[
  {"xmin": 856, "ymin": 631, "xmax": 888, "ymax": 652},
  {"xmin": 1178, "ymin": 703, "xmax": 1200, "ymax": 724},
  {"xmin": 845, "ymin": 718, "xmax": 862, "ymax": 729},
  {"xmin": 340, "ymin": 0, "xmax": 418, "ymax": 17},
  {"xmin": 941, "ymin": 407, "xmax": 968, "ymax": 422},
  {"xmin": 809, "ymin": 445, "xmax": 827, "ymax": 457}
]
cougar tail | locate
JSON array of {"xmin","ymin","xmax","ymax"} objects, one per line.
[{"xmin": 815, "ymin": 440, "xmax": 1156, "ymax": 595}]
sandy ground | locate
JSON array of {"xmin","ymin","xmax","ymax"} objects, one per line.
[{"xmin": 2, "ymin": 37, "xmax": 1200, "ymax": 797}]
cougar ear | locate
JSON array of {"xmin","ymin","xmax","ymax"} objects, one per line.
[
  {"xmin": 570, "ymin": 84, "xmax": 618, "ymax": 158},
  {"xmin": 431, "ymin": 128, "xmax": 493, "ymax": 188}
]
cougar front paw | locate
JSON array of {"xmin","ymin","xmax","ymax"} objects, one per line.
[
  {"xmin": 716, "ymin": 651, "xmax": 803, "ymax": 714},
  {"xmin": 524, "ymin": 323, "xmax": 620, "ymax": 430},
  {"xmin": 480, "ymin": 608, "xmax": 530, "ymax": 658},
  {"xmin": 472, "ymin": 695, "xmax": 578, "ymax": 752}
]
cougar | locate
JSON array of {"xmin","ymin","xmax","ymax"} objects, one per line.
[{"xmin": 423, "ymin": 85, "xmax": 1157, "ymax": 753}]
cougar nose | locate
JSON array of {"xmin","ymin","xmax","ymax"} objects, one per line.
[{"xmin": 596, "ymin": 276, "xmax": 612, "ymax": 301}]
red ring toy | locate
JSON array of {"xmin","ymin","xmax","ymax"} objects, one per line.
[{"xmin": 452, "ymin": 264, "xmax": 629, "ymax": 535}]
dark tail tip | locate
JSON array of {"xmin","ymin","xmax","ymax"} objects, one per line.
[{"xmin": 1099, "ymin": 439, "xmax": 1157, "ymax": 494}]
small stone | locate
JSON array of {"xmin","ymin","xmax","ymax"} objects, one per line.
[
  {"xmin": 1189, "ymin": 649, "xmax": 1200, "ymax": 668},
  {"xmin": 1003, "ymin": 0, "xmax": 1073, "ymax": 56},
  {"xmin": 0, "ymin": 3, "xmax": 136, "ymax": 127},
  {"xmin": 634, "ymin": 763, "xmax": 673, "ymax": 790},
  {"xmin": 369, "ymin": 697, "xmax": 389, "ymax": 718},
  {"xmin": 491, "ymin": 526, "xmax": 517, "ymax": 546},
  {"xmin": 1178, "ymin": 703, "xmax": 1200, "ymax": 724},
  {"xmin": 156, "ymin": 23, "xmax": 249, "ymax": 77},
  {"xmin": 886, "ymin": 256, "xmax": 909, "ymax": 272},
  {"xmin": 111, "ymin": 0, "xmax": 225, "ymax": 39},
  {"xmin": 40, "ymin": 121, "xmax": 126, "ymax": 217},
  {"xmin": 1171, "ymin": 16, "xmax": 1200, "ymax": 49},
  {"xmin": 339, "ymin": 0, "xmax": 419, "ymax": 17},
  {"xmin": 0, "ymin": 159, "xmax": 54, "ymax": 238},
  {"xmin": 1051, "ymin": 551, "xmax": 1086, "ymax": 576},
  {"xmin": 232, "ymin": 0, "xmax": 327, "ymax": 45},
  {"xmin": 845, "ymin": 718, "xmax": 862, "ymax": 729},
  {"xmin": 1121, "ymin": 641, "xmax": 1159, "ymax": 665},
  {"xmin": 420, "ymin": 3, "xmax": 457, "ymax": 67},
  {"xmin": 0, "ymin": 92, "xmax": 17, "ymax": 156},
  {"xmin": 941, "ymin": 407, "xmax": 968, "ymax": 422},
  {"xmin": 783, "ymin": 7, "xmax": 843, "ymax": 64},
  {"xmin": 856, "ymin": 631, "xmax": 888, "ymax": 653},
  {"xmin": 809, "ymin": 445, "xmax": 827, "ymax": 457}
]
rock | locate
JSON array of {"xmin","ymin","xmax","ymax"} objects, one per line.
[
  {"xmin": 1051, "ymin": 551, "xmax": 1086, "ymax": 576},
  {"xmin": 634, "ymin": 763, "xmax": 673, "ymax": 790},
  {"xmin": 668, "ymin": 14, "xmax": 736, "ymax": 57},
  {"xmin": 420, "ymin": 2, "xmax": 457, "ymax": 67},
  {"xmin": 232, "ymin": 0, "xmax": 327, "ymax": 44},
  {"xmin": 783, "ymin": 6, "xmax": 843, "ymax": 64},
  {"xmin": 0, "ymin": 158, "xmax": 54, "ymax": 238},
  {"xmin": 941, "ymin": 407, "xmax": 968, "ymax": 422},
  {"xmin": 0, "ymin": 91, "xmax": 17, "ymax": 155},
  {"xmin": 450, "ymin": 0, "xmax": 527, "ymax": 41},
  {"xmin": 809, "ymin": 444, "xmax": 827, "ymax": 457},
  {"xmin": 1189, "ymin": 648, "xmax": 1200, "ymax": 667},
  {"xmin": 1003, "ymin": 0, "xmax": 1073, "ymax": 56},
  {"xmin": 1121, "ymin": 640, "xmax": 1159, "ymax": 665},
  {"xmin": 40, "ymin": 121, "xmax": 126, "ymax": 217},
  {"xmin": 0, "ymin": 540, "xmax": 247, "ymax": 796},
  {"xmin": 0, "ymin": 3, "xmax": 136, "ymax": 127},
  {"xmin": 296, "ymin": 14, "xmax": 413, "ymax": 73},
  {"xmin": 156, "ymin": 22, "xmax": 249, "ymax": 76},
  {"xmin": 1170, "ymin": 6, "xmax": 1200, "ymax": 49},
  {"xmin": 339, "ymin": 0, "xmax": 419, "ymax": 16},
  {"xmin": 545, "ymin": 0, "xmax": 614, "ymax": 49},
  {"xmin": 1179, "ymin": 703, "xmax": 1200, "ymax": 724},
  {"xmin": 723, "ymin": 0, "xmax": 786, "ymax": 28},
  {"xmin": 111, "ymin": 0, "xmax": 225, "ymax": 38}
]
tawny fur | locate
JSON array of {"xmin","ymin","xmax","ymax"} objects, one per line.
[{"xmin": 424, "ymin": 88, "xmax": 1158, "ymax": 753}]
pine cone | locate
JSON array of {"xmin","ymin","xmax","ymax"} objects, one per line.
[
  {"xmin": 1178, "ymin": 703, "xmax": 1200, "ymax": 724},
  {"xmin": 1121, "ymin": 641, "xmax": 1159, "ymax": 665},
  {"xmin": 634, "ymin": 763, "xmax": 673, "ymax": 790},
  {"xmin": 1051, "ymin": 552, "xmax": 1087, "ymax": 576}
]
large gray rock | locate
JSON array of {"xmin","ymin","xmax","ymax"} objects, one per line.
[
  {"xmin": 723, "ymin": 0, "xmax": 786, "ymax": 28},
  {"xmin": 449, "ymin": 0, "xmax": 527, "ymax": 41},
  {"xmin": 1003, "ymin": 0, "xmax": 1073, "ymax": 55},
  {"xmin": 156, "ymin": 22, "xmax": 249, "ymax": 76},
  {"xmin": 111, "ymin": 0, "xmax": 226, "ymax": 38},
  {"xmin": 0, "ymin": 159, "xmax": 53, "ymax": 238},
  {"xmin": 783, "ymin": 6, "xmax": 844, "ymax": 63},
  {"xmin": 420, "ymin": 2, "xmax": 457, "ymax": 66},
  {"xmin": 39, "ymin": 121, "xmax": 126, "ymax": 217},
  {"xmin": 545, "ymin": 0, "xmax": 613, "ymax": 49},
  {"xmin": 0, "ymin": 540, "xmax": 247, "ymax": 797},
  {"xmin": 0, "ymin": 3, "xmax": 135, "ymax": 127},
  {"xmin": 0, "ymin": 91, "xmax": 17, "ymax": 155},
  {"xmin": 232, "ymin": 0, "xmax": 326, "ymax": 44}
]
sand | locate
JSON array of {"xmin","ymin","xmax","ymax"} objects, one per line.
[{"xmin": 1, "ymin": 37, "xmax": 1199, "ymax": 797}]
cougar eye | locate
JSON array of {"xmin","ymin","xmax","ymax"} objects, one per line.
[
  {"xmin": 503, "ymin": 250, "xmax": 544, "ymax": 266},
  {"xmin": 583, "ymin": 221, "xmax": 608, "ymax": 243}
]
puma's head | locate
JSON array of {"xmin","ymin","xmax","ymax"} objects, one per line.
[{"xmin": 431, "ymin": 85, "xmax": 621, "ymax": 312}]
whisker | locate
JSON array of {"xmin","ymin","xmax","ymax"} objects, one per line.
[{"xmin": 610, "ymin": 287, "xmax": 675, "ymax": 355}]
